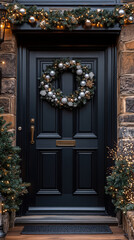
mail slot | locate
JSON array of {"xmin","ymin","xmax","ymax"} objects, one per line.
[{"xmin": 56, "ymin": 140, "xmax": 76, "ymax": 147}]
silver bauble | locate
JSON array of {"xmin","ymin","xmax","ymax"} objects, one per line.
[
  {"xmin": 55, "ymin": 98, "xmax": 58, "ymax": 102},
  {"xmin": 76, "ymin": 65, "xmax": 81, "ymax": 69},
  {"xmin": 80, "ymin": 92, "xmax": 85, "ymax": 97},
  {"xmin": 119, "ymin": 9, "xmax": 125, "ymax": 17},
  {"xmin": 45, "ymin": 75, "xmax": 50, "ymax": 80},
  {"xmin": 51, "ymin": 99, "xmax": 54, "ymax": 102},
  {"xmin": 41, "ymin": 81, "xmax": 44, "ymax": 85},
  {"xmin": 128, "ymin": 16, "xmax": 134, "ymax": 23},
  {"xmin": 40, "ymin": 20, "xmax": 46, "ymax": 29},
  {"xmin": 29, "ymin": 16, "xmax": 36, "ymax": 23},
  {"xmin": 85, "ymin": 19, "xmax": 92, "ymax": 28},
  {"xmin": 85, "ymin": 73, "xmax": 89, "ymax": 79},
  {"xmin": 58, "ymin": 63, "xmax": 64, "ymax": 68},
  {"xmin": 52, "ymin": 94, "xmax": 56, "ymax": 99},
  {"xmin": 61, "ymin": 97, "xmax": 67, "ymax": 104},
  {"xmin": 78, "ymin": 96, "xmax": 81, "ymax": 100},
  {"xmin": 80, "ymin": 81, "xmax": 86, "ymax": 87},
  {"xmin": 40, "ymin": 90, "xmax": 46, "ymax": 96},
  {"xmin": 48, "ymin": 91, "xmax": 53, "ymax": 97},
  {"xmin": 89, "ymin": 72, "xmax": 94, "ymax": 79},
  {"xmin": 76, "ymin": 69, "xmax": 83, "ymax": 75},
  {"xmin": 68, "ymin": 102, "xmax": 73, "ymax": 107},
  {"xmin": 44, "ymin": 84, "xmax": 49, "ymax": 89},
  {"xmin": 50, "ymin": 70, "xmax": 55, "ymax": 77},
  {"xmin": 74, "ymin": 98, "xmax": 77, "ymax": 102},
  {"xmin": 19, "ymin": 8, "xmax": 26, "ymax": 15}
]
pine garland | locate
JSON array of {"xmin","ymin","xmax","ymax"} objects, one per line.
[{"xmin": 4, "ymin": 3, "xmax": 134, "ymax": 30}]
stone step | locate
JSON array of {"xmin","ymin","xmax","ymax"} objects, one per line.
[{"xmin": 15, "ymin": 215, "xmax": 118, "ymax": 225}]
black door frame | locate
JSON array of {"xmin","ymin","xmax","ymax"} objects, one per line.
[{"xmin": 16, "ymin": 30, "xmax": 118, "ymax": 215}]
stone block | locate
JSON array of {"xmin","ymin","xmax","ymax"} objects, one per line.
[
  {"xmin": 119, "ymin": 126, "xmax": 134, "ymax": 138},
  {"xmin": 120, "ymin": 24, "xmax": 134, "ymax": 42},
  {"xmin": 126, "ymin": 98, "xmax": 134, "ymax": 113},
  {"xmin": 4, "ymin": 29, "xmax": 13, "ymax": 41},
  {"xmin": 1, "ymin": 78, "xmax": 16, "ymax": 95},
  {"xmin": 10, "ymin": 96, "xmax": 16, "ymax": 115},
  {"xmin": 125, "ymin": 40, "xmax": 134, "ymax": 50},
  {"xmin": 0, "ymin": 114, "xmax": 15, "ymax": 129},
  {"xmin": 1, "ymin": 41, "xmax": 16, "ymax": 53},
  {"xmin": 1, "ymin": 54, "xmax": 16, "ymax": 78},
  {"xmin": 0, "ymin": 97, "xmax": 10, "ymax": 113},
  {"xmin": 120, "ymin": 74, "xmax": 134, "ymax": 95},
  {"xmin": 120, "ymin": 52, "xmax": 134, "ymax": 75},
  {"xmin": 119, "ymin": 114, "xmax": 134, "ymax": 123}
]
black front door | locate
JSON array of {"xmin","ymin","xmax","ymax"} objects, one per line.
[
  {"xmin": 17, "ymin": 37, "xmax": 117, "ymax": 214},
  {"xmin": 25, "ymin": 49, "xmax": 105, "ymax": 213}
]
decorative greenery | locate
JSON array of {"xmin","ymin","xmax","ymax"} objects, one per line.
[
  {"xmin": 0, "ymin": 108, "xmax": 30, "ymax": 212},
  {"xmin": 105, "ymin": 140, "xmax": 134, "ymax": 213},
  {"xmin": 4, "ymin": 3, "xmax": 134, "ymax": 31},
  {"xmin": 39, "ymin": 58, "xmax": 95, "ymax": 109}
]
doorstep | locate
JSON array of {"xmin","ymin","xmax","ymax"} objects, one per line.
[{"xmin": 15, "ymin": 215, "xmax": 118, "ymax": 225}]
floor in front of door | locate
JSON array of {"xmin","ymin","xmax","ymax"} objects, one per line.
[{"xmin": 6, "ymin": 226, "xmax": 127, "ymax": 240}]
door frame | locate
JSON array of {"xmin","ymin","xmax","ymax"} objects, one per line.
[{"xmin": 16, "ymin": 31, "xmax": 118, "ymax": 215}]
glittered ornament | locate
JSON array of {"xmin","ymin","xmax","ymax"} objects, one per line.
[
  {"xmin": 76, "ymin": 69, "xmax": 83, "ymax": 75},
  {"xmin": 61, "ymin": 97, "xmax": 67, "ymax": 104},
  {"xmin": 128, "ymin": 16, "xmax": 133, "ymax": 23},
  {"xmin": 29, "ymin": 16, "xmax": 36, "ymax": 24},
  {"xmin": 68, "ymin": 102, "xmax": 73, "ymax": 107},
  {"xmin": 40, "ymin": 20, "xmax": 46, "ymax": 29},
  {"xmin": 80, "ymin": 92, "xmax": 85, "ymax": 97},
  {"xmin": 119, "ymin": 9, "xmax": 125, "ymax": 17},
  {"xmin": 48, "ymin": 91, "xmax": 53, "ymax": 97},
  {"xmin": 50, "ymin": 70, "xmax": 55, "ymax": 76},
  {"xmin": 85, "ymin": 19, "xmax": 92, "ymax": 28},
  {"xmin": 40, "ymin": 90, "xmax": 46, "ymax": 96},
  {"xmin": 58, "ymin": 63, "xmax": 64, "ymax": 69},
  {"xmin": 19, "ymin": 8, "xmax": 26, "ymax": 15},
  {"xmin": 80, "ymin": 81, "xmax": 86, "ymax": 87},
  {"xmin": 44, "ymin": 84, "xmax": 49, "ymax": 89},
  {"xmin": 86, "ymin": 80, "xmax": 94, "ymax": 88}
]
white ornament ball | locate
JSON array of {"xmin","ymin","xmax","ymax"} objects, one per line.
[
  {"xmin": 74, "ymin": 98, "xmax": 77, "ymax": 102},
  {"xmin": 119, "ymin": 9, "xmax": 125, "ymax": 17},
  {"xmin": 68, "ymin": 102, "xmax": 73, "ymax": 107},
  {"xmin": 76, "ymin": 69, "xmax": 83, "ymax": 75},
  {"xmin": 89, "ymin": 72, "xmax": 94, "ymax": 79},
  {"xmin": 44, "ymin": 84, "xmax": 49, "ymax": 89},
  {"xmin": 78, "ymin": 96, "xmax": 81, "ymax": 100},
  {"xmin": 40, "ymin": 90, "xmax": 46, "ymax": 96},
  {"xmin": 48, "ymin": 91, "xmax": 53, "ymax": 97},
  {"xmin": 76, "ymin": 65, "xmax": 81, "ymax": 69},
  {"xmin": 45, "ymin": 75, "xmax": 50, "ymax": 80},
  {"xmin": 29, "ymin": 16, "xmax": 36, "ymax": 24},
  {"xmin": 85, "ymin": 19, "xmax": 92, "ymax": 27},
  {"xmin": 41, "ymin": 81, "xmax": 44, "ymax": 85},
  {"xmin": 80, "ymin": 81, "xmax": 86, "ymax": 87},
  {"xmin": 85, "ymin": 73, "xmax": 89, "ymax": 79},
  {"xmin": 128, "ymin": 16, "xmax": 133, "ymax": 23},
  {"xmin": 61, "ymin": 97, "xmax": 67, "ymax": 104},
  {"xmin": 55, "ymin": 98, "xmax": 58, "ymax": 102},
  {"xmin": 19, "ymin": 8, "xmax": 26, "ymax": 15},
  {"xmin": 51, "ymin": 99, "xmax": 54, "ymax": 102},
  {"xmin": 58, "ymin": 63, "xmax": 64, "ymax": 69},
  {"xmin": 52, "ymin": 94, "xmax": 56, "ymax": 99},
  {"xmin": 50, "ymin": 70, "xmax": 55, "ymax": 77},
  {"xmin": 80, "ymin": 92, "xmax": 85, "ymax": 98}
]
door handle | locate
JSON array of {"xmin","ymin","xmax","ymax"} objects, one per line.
[{"xmin": 30, "ymin": 125, "xmax": 35, "ymax": 144}]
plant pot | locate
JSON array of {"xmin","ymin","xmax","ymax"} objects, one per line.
[
  {"xmin": 9, "ymin": 210, "xmax": 16, "ymax": 229},
  {"xmin": 2, "ymin": 212, "xmax": 9, "ymax": 234}
]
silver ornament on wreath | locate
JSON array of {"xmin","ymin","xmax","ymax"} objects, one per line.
[
  {"xmin": 29, "ymin": 16, "xmax": 36, "ymax": 23},
  {"xmin": 118, "ymin": 9, "xmax": 125, "ymax": 17},
  {"xmin": 85, "ymin": 19, "xmax": 92, "ymax": 28},
  {"xmin": 19, "ymin": 8, "xmax": 26, "ymax": 15}
]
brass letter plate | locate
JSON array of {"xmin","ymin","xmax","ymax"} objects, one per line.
[{"xmin": 56, "ymin": 140, "xmax": 76, "ymax": 147}]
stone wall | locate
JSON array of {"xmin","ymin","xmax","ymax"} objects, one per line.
[
  {"xmin": 0, "ymin": 26, "xmax": 17, "ymax": 144},
  {"xmin": 117, "ymin": 22, "xmax": 134, "ymax": 142}
]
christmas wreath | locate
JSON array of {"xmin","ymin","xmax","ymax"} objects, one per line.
[{"xmin": 39, "ymin": 59, "xmax": 95, "ymax": 109}]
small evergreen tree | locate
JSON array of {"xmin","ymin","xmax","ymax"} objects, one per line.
[
  {"xmin": 0, "ymin": 108, "xmax": 30, "ymax": 212},
  {"xmin": 105, "ymin": 140, "xmax": 134, "ymax": 213}
]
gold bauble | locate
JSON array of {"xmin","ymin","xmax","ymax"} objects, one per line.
[
  {"xmin": 19, "ymin": 8, "xmax": 26, "ymax": 15},
  {"xmin": 29, "ymin": 16, "xmax": 36, "ymax": 24}
]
